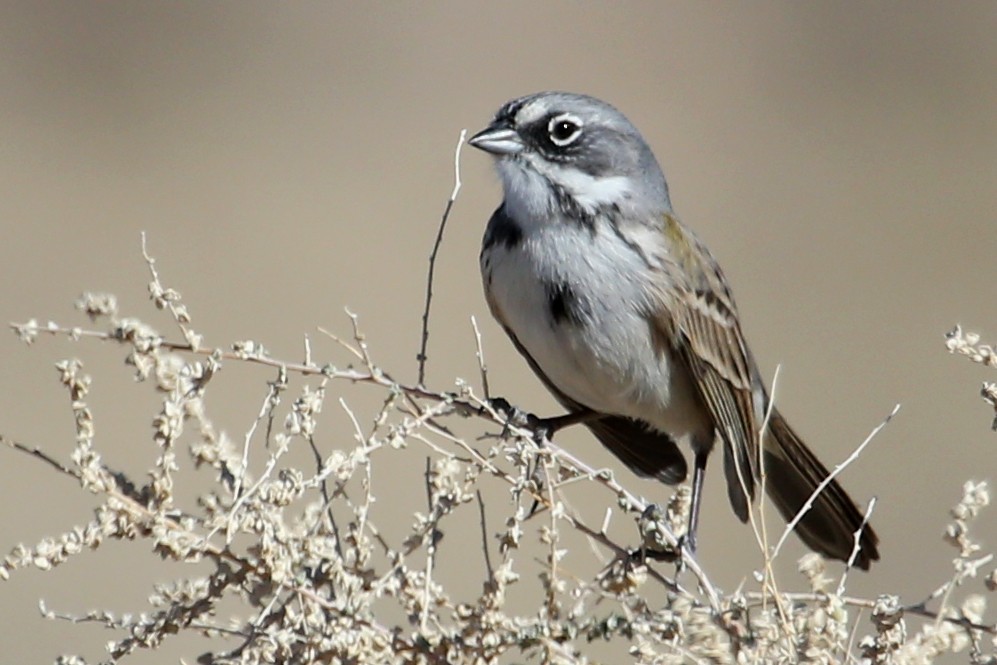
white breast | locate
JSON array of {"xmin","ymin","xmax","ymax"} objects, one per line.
[{"xmin": 482, "ymin": 215, "xmax": 709, "ymax": 442}]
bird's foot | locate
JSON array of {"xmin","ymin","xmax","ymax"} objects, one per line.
[
  {"xmin": 635, "ymin": 503, "xmax": 691, "ymax": 568},
  {"xmin": 486, "ymin": 396, "xmax": 586, "ymax": 445},
  {"xmin": 485, "ymin": 396, "xmax": 547, "ymax": 440},
  {"xmin": 629, "ymin": 546, "xmax": 681, "ymax": 565},
  {"xmin": 677, "ymin": 531, "xmax": 697, "ymax": 558}
]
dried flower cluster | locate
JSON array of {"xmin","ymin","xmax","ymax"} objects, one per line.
[
  {"xmin": 946, "ymin": 326, "xmax": 997, "ymax": 430},
  {"xmin": 2, "ymin": 251, "xmax": 996, "ymax": 664}
]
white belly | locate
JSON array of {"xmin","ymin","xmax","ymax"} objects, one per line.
[{"xmin": 482, "ymin": 219, "xmax": 709, "ymax": 442}]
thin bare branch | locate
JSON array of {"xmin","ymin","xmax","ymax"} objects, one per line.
[
  {"xmin": 772, "ymin": 403, "xmax": 899, "ymax": 562},
  {"xmin": 416, "ymin": 129, "xmax": 467, "ymax": 386}
]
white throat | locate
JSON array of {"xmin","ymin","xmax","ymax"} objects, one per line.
[{"xmin": 496, "ymin": 156, "xmax": 633, "ymax": 223}]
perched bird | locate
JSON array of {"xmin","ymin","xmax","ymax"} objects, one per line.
[{"xmin": 469, "ymin": 91, "xmax": 879, "ymax": 569}]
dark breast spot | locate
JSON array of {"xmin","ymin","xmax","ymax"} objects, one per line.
[
  {"xmin": 481, "ymin": 205, "xmax": 523, "ymax": 251},
  {"xmin": 545, "ymin": 281, "xmax": 587, "ymax": 326}
]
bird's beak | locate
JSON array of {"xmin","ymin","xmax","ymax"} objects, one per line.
[{"xmin": 468, "ymin": 122, "xmax": 523, "ymax": 156}]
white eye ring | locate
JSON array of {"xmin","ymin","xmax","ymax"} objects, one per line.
[{"xmin": 547, "ymin": 113, "xmax": 583, "ymax": 146}]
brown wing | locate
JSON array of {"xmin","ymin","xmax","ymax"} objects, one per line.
[{"xmin": 652, "ymin": 213, "xmax": 764, "ymax": 520}]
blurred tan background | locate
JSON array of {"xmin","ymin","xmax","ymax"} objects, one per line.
[{"xmin": 1, "ymin": 2, "xmax": 995, "ymax": 662}]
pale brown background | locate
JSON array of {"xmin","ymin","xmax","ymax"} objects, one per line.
[{"xmin": 1, "ymin": 2, "xmax": 995, "ymax": 662}]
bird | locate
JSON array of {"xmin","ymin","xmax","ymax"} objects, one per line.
[{"xmin": 468, "ymin": 91, "xmax": 879, "ymax": 569}]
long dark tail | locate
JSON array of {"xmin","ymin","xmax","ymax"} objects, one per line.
[{"xmin": 762, "ymin": 409, "xmax": 880, "ymax": 569}]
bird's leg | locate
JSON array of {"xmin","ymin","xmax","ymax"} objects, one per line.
[
  {"xmin": 485, "ymin": 397, "xmax": 600, "ymax": 443},
  {"xmin": 530, "ymin": 409, "xmax": 602, "ymax": 443},
  {"xmin": 685, "ymin": 449, "xmax": 709, "ymax": 556}
]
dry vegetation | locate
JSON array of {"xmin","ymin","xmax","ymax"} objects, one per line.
[{"xmin": 3, "ymin": 169, "xmax": 996, "ymax": 662}]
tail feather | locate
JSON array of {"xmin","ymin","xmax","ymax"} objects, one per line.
[{"xmin": 763, "ymin": 409, "xmax": 880, "ymax": 569}]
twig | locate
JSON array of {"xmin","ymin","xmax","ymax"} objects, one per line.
[
  {"xmin": 756, "ymin": 364, "xmax": 781, "ymax": 556},
  {"xmin": 772, "ymin": 403, "xmax": 899, "ymax": 561},
  {"xmin": 471, "ymin": 315, "xmax": 490, "ymax": 399},
  {"xmin": 754, "ymin": 365, "xmax": 793, "ymax": 633},
  {"xmin": 318, "ymin": 326, "xmax": 364, "ymax": 361},
  {"xmin": 346, "ymin": 308, "xmax": 375, "ymax": 373},
  {"xmin": 541, "ymin": 448, "xmax": 560, "ymax": 621},
  {"xmin": 237, "ymin": 372, "xmax": 284, "ymax": 491},
  {"xmin": 140, "ymin": 232, "xmax": 201, "ymax": 350},
  {"xmin": 422, "ymin": 457, "xmax": 435, "ymax": 630},
  {"xmin": 838, "ymin": 497, "xmax": 877, "ymax": 595},
  {"xmin": 220, "ymin": 430, "xmax": 291, "ymax": 545},
  {"xmin": 6, "ymin": 438, "xmax": 238, "ymax": 569},
  {"xmin": 416, "ymin": 129, "xmax": 467, "ymax": 387},
  {"xmin": 12, "ymin": 321, "xmax": 468, "ymax": 406},
  {"xmin": 741, "ymin": 591, "xmax": 997, "ymax": 636},
  {"xmin": 476, "ymin": 490, "xmax": 494, "ymax": 582},
  {"xmin": 1, "ymin": 435, "xmax": 80, "ymax": 481},
  {"xmin": 504, "ymin": 423, "xmax": 723, "ymax": 612}
]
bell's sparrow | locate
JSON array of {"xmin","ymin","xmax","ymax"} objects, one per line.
[{"xmin": 470, "ymin": 92, "xmax": 879, "ymax": 569}]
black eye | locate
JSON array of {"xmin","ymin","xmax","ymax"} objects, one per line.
[
  {"xmin": 551, "ymin": 120, "xmax": 577, "ymax": 141},
  {"xmin": 547, "ymin": 114, "xmax": 582, "ymax": 146}
]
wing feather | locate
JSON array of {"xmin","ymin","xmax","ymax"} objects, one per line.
[{"xmin": 653, "ymin": 213, "xmax": 764, "ymax": 519}]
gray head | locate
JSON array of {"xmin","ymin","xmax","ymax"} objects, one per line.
[{"xmin": 469, "ymin": 92, "xmax": 671, "ymax": 221}]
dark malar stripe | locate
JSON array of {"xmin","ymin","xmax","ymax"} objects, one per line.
[{"xmin": 481, "ymin": 205, "xmax": 523, "ymax": 252}]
